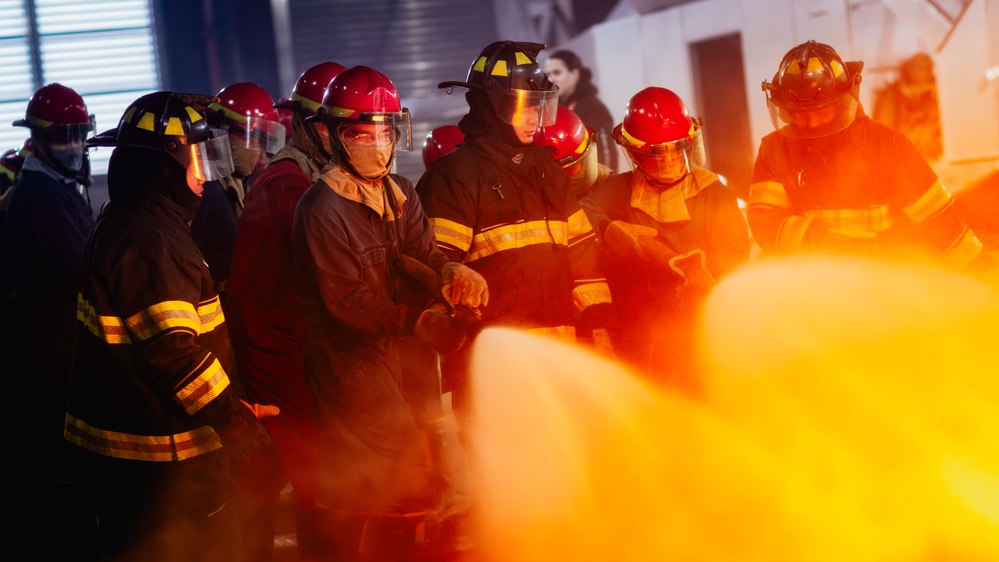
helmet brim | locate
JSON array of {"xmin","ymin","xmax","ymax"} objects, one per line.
[{"xmin": 85, "ymin": 128, "xmax": 120, "ymax": 148}]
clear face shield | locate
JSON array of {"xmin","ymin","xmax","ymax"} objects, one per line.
[
  {"xmin": 563, "ymin": 137, "xmax": 600, "ymax": 197},
  {"xmin": 337, "ymin": 109, "xmax": 413, "ymax": 151},
  {"xmin": 627, "ymin": 126, "xmax": 706, "ymax": 185},
  {"xmin": 172, "ymin": 128, "xmax": 235, "ymax": 182},
  {"xmin": 767, "ymin": 88, "xmax": 860, "ymax": 138},
  {"xmin": 496, "ymin": 89, "xmax": 558, "ymax": 127},
  {"xmin": 41, "ymin": 115, "xmax": 96, "ymax": 146},
  {"xmin": 229, "ymin": 116, "xmax": 287, "ymax": 155}
]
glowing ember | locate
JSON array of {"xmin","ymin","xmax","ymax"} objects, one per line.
[{"xmin": 467, "ymin": 256, "xmax": 999, "ymax": 561}]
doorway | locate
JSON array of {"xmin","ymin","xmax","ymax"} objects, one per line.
[{"xmin": 690, "ymin": 34, "xmax": 754, "ymax": 201}]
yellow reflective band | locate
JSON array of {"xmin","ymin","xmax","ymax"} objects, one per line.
[
  {"xmin": 904, "ymin": 181, "xmax": 953, "ymax": 224},
  {"xmin": 136, "ymin": 112, "xmax": 156, "ymax": 132},
  {"xmin": 491, "ymin": 60, "xmax": 509, "ymax": 77},
  {"xmin": 78, "ymin": 294, "xmax": 131, "ymax": 344},
  {"xmin": 748, "ymin": 180, "xmax": 790, "ymax": 209},
  {"xmin": 292, "ymin": 93, "xmax": 322, "ymax": 112},
  {"xmin": 429, "ymin": 217, "xmax": 474, "ymax": 253},
  {"xmin": 941, "ymin": 227, "xmax": 983, "ymax": 267},
  {"xmin": 806, "ymin": 57, "xmax": 824, "ymax": 74},
  {"xmin": 126, "ymin": 300, "xmax": 200, "ymax": 341},
  {"xmin": 64, "ymin": 413, "xmax": 222, "ymax": 462},
  {"xmin": 776, "ymin": 215, "xmax": 812, "ymax": 253},
  {"xmin": 472, "ymin": 56, "xmax": 487, "ymax": 73},
  {"xmin": 573, "ymin": 281, "xmax": 612, "ymax": 311},
  {"xmin": 185, "ymin": 105, "xmax": 203, "ymax": 123},
  {"xmin": 787, "ymin": 60, "xmax": 801, "ymax": 74},
  {"xmin": 175, "ymin": 357, "xmax": 231, "ymax": 415},
  {"xmin": 515, "ymin": 52, "xmax": 531, "ymax": 65},
  {"xmin": 0, "ymin": 166, "xmax": 14, "ymax": 180},
  {"xmin": 620, "ymin": 126, "xmax": 645, "ymax": 148},
  {"xmin": 467, "ymin": 220, "xmax": 569, "ymax": 261},
  {"xmin": 198, "ymin": 297, "xmax": 226, "ymax": 334},
  {"xmin": 567, "ymin": 209, "xmax": 594, "ymax": 240},
  {"xmin": 123, "ymin": 107, "xmax": 137, "ymax": 124},
  {"xmin": 803, "ymin": 205, "xmax": 892, "ymax": 233},
  {"xmin": 164, "ymin": 117, "xmax": 185, "ymax": 136}
]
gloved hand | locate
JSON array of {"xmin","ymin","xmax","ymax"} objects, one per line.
[
  {"xmin": 440, "ymin": 262, "xmax": 489, "ymax": 308},
  {"xmin": 603, "ymin": 221, "xmax": 678, "ymax": 268},
  {"xmin": 668, "ymin": 249, "xmax": 715, "ymax": 306},
  {"xmin": 415, "ymin": 308, "xmax": 467, "ymax": 355},
  {"xmin": 215, "ymin": 401, "xmax": 272, "ymax": 463}
]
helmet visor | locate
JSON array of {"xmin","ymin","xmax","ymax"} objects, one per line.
[
  {"xmin": 174, "ymin": 129, "xmax": 234, "ymax": 182},
  {"xmin": 767, "ymin": 90, "xmax": 859, "ymax": 138},
  {"xmin": 230, "ymin": 116, "xmax": 287, "ymax": 155},
  {"xmin": 342, "ymin": 109, "xmax": 413, "ymax": 151},
  {"xmin": 39, "ymin": 115, "xmax": 96, "ymax": 145},
  {"xmin": 496, "ymin": 89, "xmax": 558, "ymax": 127}
]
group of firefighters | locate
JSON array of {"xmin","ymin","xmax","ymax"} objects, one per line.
[{"xmin": 2, "ymin": 37, "xmax": 988, "ymax": 561}]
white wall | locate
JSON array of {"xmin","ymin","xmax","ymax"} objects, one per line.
[{"xmin": 550, "ymin": 0, "xmax": 999, "ymax": 188}]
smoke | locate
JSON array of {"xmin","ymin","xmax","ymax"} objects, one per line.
[{"xmin": 465, "ymin": 255, "xmax": 999, "ymax": 561}]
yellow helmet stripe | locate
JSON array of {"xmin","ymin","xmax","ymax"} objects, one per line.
[{"xmin": 136, "ymin": 112, "xmax": 156, "ymax": 132}]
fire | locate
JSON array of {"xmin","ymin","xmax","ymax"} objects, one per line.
[{"xmin": 466, "ymin": 255, "xmax": 999, "ymax": 561}]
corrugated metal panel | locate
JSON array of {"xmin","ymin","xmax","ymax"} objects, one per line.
[{"xmin": 289, "ymin": 0, "xmax": 497, "ymax": 180}]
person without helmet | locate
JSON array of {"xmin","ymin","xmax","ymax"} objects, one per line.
[
  {"xmin": 225, "ymin": 60, "xmax": 344, "ymax": 561},
  {"xmin": 535, "ymin": 105, "xmax": 618, "ymax": 354},
  {"xmin": 291, "ymin": 65, "xmax": 487, "ymax": 554},
  {"xmin": 581, "ymin": 86, "xmax": 750, "ymax": 389},
  {"xmin": 64, "ymin": 91, "xmax": 273, "ymax": 562},
  {"xmin": 418, "ymin": 40, "xmax": 576, "ymax": 421},
  {"xmin": 6, "ymin": 84, "xmax": 97, "ymax": 546},
  {"xmin": 749, "ymin": 40, "xmax": 985, "ymax": 268}
]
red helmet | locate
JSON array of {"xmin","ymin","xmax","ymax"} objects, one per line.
[
  {"xmin": 0, "ymin": 148, "xmax": 25, "ymax": 188},
  {"xmin": 422, "ymin": 124, "xmax": 464, "ymax": 168},
  {"xmin": 18, "ymin": 138, "xmax": 34, "ymax": 157},
  {"xmin": 762, "ymin": 40, "xmax": 863, "ymax": 138},
  {"xmin": 535, "ymin": 106, "xmax": 601, "ymax": 195},
  {"xmin": 615, "ymin": 87, "xmax": 704, "ymax": 184},
  {"xmin": 209, "ymin": 82, "xmax": 286, "ymax": 154},
  {"xmin": 534, "ymin": 106, "xmax": 590, "ymax": 165},
  {"xmin": 318, "ymin": 65, "xmax": 413, "ymax": 151},
  {"xmin": 13, "ymin": 83, "xmax": 95, "ymax": 143},
  {"xmin": 277, "ymin": 61, "xmax": 346, "ymax": 115}
]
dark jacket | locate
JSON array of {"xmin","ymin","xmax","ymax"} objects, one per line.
[
  {"xmin": 560, "ymin": 81, "xmax": 619, "ymax": 172},
  {"xmin": 66, "ymin": 188, "xmax": 243, "ymax": 462}
]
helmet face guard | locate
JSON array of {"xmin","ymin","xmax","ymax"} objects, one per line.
[
  {"xmin": 30, "ymin": 117, "xmax": 96, "ymax": 146},
  {"xmin": 494, "ymin": 88, "xmax": 558, "ymax": 127},
  {"xmin": 326, "ymin": 108, "xmax": 413, "ymax": 152},
  {"xmin": 226, "ymin": 115, "xmax": 287, "ymax": 154},
  {"xmin": 618, "ymin": 121, "xmax": 706, "ymax": 184},
  {"xmin": 765, "ymin": 88, "xmax": 859, "ymax": 138},
  {"xmin": 171, "ymin": 128, "xmax": 234, "ymax": 182}
]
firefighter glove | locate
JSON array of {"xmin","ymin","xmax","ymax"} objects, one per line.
[
  {"xmin": 415, "ymin": 308, "xmax": 467, "ymax": 355},
  {"xmin": 215, "ymin": 401, "xmax": 272, "ymax": 463},
  {"xmin": 668, "ymin": 249, "xmax": 715, "ymax": 306},
  {"xmin": 441, "ymin": 262, "xmax": 489, "ymax": 308},
  {"xmin": 603, "ymin": 221, "xmax": 678, "ymax": 268}
]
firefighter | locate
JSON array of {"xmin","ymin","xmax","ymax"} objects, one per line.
[
  {"xmin": 225, "ymin": 60, "xmax": 344, "ymax": 561},
  {"xmin": 534, "ymin": 105, "xmax": 617, "ymax": 354},
  {"xmin": 418, "ymin": 40, "xmax": 575, "ymax": 417},
  {"xmin": 749, "ymin": 40, "xmax": 984, "ymax": 267},
  {"xmin": 193, "ymin": 82, "xmax": 286, "ymax": 300},
  {"xmin": 421, "ymin": 123, "xmax": 464, "ymax": 169},
  {"xmin": 581, "ymin": 87, "xmax": 750, "ymax": 389},
  {"xmin": 65, "ymin": 91, "xmax": 272, "ymax": 561},
  {"xmin": 291, "ymin": 65, "xmax": 487, "ymax": 553},
  {"xmin": 7, "ymin": 83, "xmax": 96, "ymax": 500}
]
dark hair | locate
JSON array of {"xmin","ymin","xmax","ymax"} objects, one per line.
[{"xmin": 549, "ymin": 50, "xmax": 593, "ymax": 86}]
